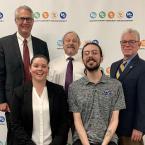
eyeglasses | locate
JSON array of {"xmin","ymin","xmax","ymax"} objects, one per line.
[
  {"xmin": 120, "ymin": 40, "xmax": 139, "ymax": 46},
  {"xmin": 16, "ymin": 17, "xmax": 33, "ymax": 23}
]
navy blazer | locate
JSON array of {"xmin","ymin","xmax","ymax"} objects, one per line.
[
  {"xmin": 0, "ymin": 33, "xmax": 49, "ymax": 105},
  {"xmin": 10, "ymin": 81, "xmax": 69, "ymax": 145},
  {"xmin": 110, "ymin": 54, "xmax": 145, "ymax": 136}
]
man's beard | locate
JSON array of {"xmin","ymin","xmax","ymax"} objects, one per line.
[{"xmin": 85, "ymin": 64, "xmax": 100, "ymax": 72}]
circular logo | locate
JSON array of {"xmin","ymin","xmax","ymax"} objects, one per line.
[
  {"xmin": 57, "ymin": 40, "xmax": 63, "ymax": 47},
  {"xmin": 106, "ymin": 67, "xmax": 111, "ymax": 75},
  {"xmin": 117, "ymin": 11, "xmax": 124, "ymax": 19},
  {"xmin": 99, "ymin": 11, "xmax": 106, "ymax": 18},
  {"xmin": 60, "ymin": 12, "xmax": 67, "ymax": 19},
  {"xmin": 50, "ymin": 12, "xmax": 57, "ymax": 19},
  {"xmin": 90, "ymin": 12, "xmax": 97, "ymax": 19},
  {"xmin": 0, "ymin": 116, "xmax": 5, "ymax": 123},
  {"xmin": 126, "ymin": 11, "xmax": 133, "ymax": 19},
  {"xmin": 141, "ymin": 40, "xmax": 145, "ymax": 47},
  {"xmin": 0, "ymin": 12, "xmax": 3, "ymax": 19},
  {"xmin": 108, "ymin": 11, "xmax": 115, "ymax": 19},
  {"xmin": 42, "ymin": 12, "xmax": 49, "ymax": 19},
  {"xmin": 92, "ymin": 40, "xmax": 99, "ymax": 44},
  {"xmin": 33, "ymin": 12, "xmax": 40, "ymax": 19}
]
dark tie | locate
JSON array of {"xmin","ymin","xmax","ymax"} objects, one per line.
[
  {"xmin": 116, "ymin": 61, "xmax": 127, "ymax": 79},
  {"xmin": 65, "ymin": 57, "xmax": 73, "ymax": 93},
  {"xmin": 23, "ymin": 39, "xmax": 31, "ymax": 82}
]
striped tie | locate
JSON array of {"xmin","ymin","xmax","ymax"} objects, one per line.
[{"xmin": 116, "ymin": 61, "xmax": 127, "ymax": 79}]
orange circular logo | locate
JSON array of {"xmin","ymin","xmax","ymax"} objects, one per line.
[
  {"xmin": 42, "ymin": 12, "xmax": 49, "ymax": 19},
  {"xmin": 108, "ymin": 11, "xmax": 115, "ymax": 19},
  {"xmin": 106, "ymin": 67, "xmax": 111, "ymax": 75},
  {"xmin": 141, "ymin": 40, "xmax": 145, "ymax": 47}
]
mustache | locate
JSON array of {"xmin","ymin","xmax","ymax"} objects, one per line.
[
  {"xmin": 86, "ymin": 58, "xmax": 96, "ymax": 62},
  {"xmin": 67, "ymin": 44, "xmax": 75, "ymax": 48}
]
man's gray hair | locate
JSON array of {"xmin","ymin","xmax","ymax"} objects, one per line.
[
  {"xmin": 63, "ymin": 31, "xmax": 80, "ymax": 44},
  {"xmin": 15, "ymin": 5, "xmax": 33, "ymax": 19},
  {"xmin": 121, "ymin": 28, "xmax": 140, "ymax": 41}
]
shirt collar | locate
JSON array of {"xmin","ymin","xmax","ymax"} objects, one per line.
[
  {"xmin": 123, "ymin": 53, "xmax": 137, "ymax": 66},
  {"xmin": 16, "ymin": 32, "xmax": 31, "ymax": 43},
  {"xmin": 83, "ymin": 72, "xmax": 108, "ymax": 85},
  {"xmin": 64, "ymin": 54, "xmax": 76, "ymax": 61}
]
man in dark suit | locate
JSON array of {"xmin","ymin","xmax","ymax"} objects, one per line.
[
  {"xmin": 0, "ymin": 5, "xmax": 49, "ymax": 145},
  {"xmin": 110, "ymin": 28, "xmax": 145, "ymax": 145}
]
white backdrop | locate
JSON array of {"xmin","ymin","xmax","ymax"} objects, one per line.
[{"xmin": 0, "ymin": 0, "xmax": 145, "ymax": 144}]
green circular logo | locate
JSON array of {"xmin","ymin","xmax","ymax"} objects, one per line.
[
  {"xmin": 33, "ymin": 12, "xmax": 40, "ymax": 19},
  {"xmin": 99, "ymin": 11, "xmax": 106, "ymax": 18}
]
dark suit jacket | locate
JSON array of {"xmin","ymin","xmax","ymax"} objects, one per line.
[
  {"xmin": 0, "ymin": 33, "xmax": 49, "ymax": 105},
  {"xmin": 10, "ymin": 81, "xmax": 69, "ymax": 145},
  {"xmin": 110, "ymin": 54, "xmax": 145, "ymax": 136}
]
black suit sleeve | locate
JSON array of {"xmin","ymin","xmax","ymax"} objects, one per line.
[
  {"xmin": 10, "ymin": 87, "xmax": 36, "ymax": 145},
  {"xmin": 135, "ymin": 72, "xmax": 145, "ymax": 133},
  {"xmin": 50, "ymin": 85, "xmax": 69, "ymax": 145},
  {"xmin": 0, "ymin": 38, "xmax": 6, "ymax": 103}
]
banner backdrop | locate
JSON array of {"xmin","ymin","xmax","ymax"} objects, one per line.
[{"xmin": 0, "ymin": 0, "xmax": 145, "ymax": 144}]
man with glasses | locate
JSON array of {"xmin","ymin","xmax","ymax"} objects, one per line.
[
  {"xmin": 0, "ymin": 5, "xmax": 49, "ymax": 145},
  {"xmin": 110, "ymin": 28, "xmax": 145, "ymax": 145}
]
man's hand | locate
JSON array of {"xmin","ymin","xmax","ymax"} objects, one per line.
[
  {"xmin": 0, "ymin": 103, "xmax": 10, "ymax": 112},
  {"xmin": 131, "ymin": 129, "xmax": 143, "ymax": 141}
]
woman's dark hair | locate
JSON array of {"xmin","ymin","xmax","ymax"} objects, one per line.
[
  {"xmin": 30, "ymin": 54, "xmax": 49, "ymax": 65},
  {"xmin": 82, "ymin": 42, "xmax": 103, "ymax": 58}
]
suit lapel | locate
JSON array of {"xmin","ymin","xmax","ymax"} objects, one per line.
[
  {"xmin": 32, "ymin": 36, "xmax": 38, "ymax": 55},
  {"xmin": 112, "ymin": 60, "xmax": 122, "ymax": 78},
  {"xmin": 13, "ymin": 33, "xmax": 23, "ymax": 64},
  {"xmin": 46, "ymin": 81, "xmax": 54, "ymax": 118},
  {"xmin": 118, "ymin": 55, "xmax": 139, "ymax": 81}
]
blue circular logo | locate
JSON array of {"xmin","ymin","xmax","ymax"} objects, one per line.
[
  {"xmin": 60, "ymin": 12, "xmax": 67, "ymax": 19},
  {"xmin": 90, "ymin": 12, "xmax": 97, "ymax": 19},
  {"xmin": 126, "ymin": 11, "xmax": 133, "ymax": 19},
  {"xmin": 0, "ymin": 116, "xmax": 5, "ymax": 123},
  {"xmin": 0, "ymin": 12, "xmax": 3, "ymax": 19},
  {"xmin": 57, "ymin": 40, "xmax": 63, "ymax": 47},
  {"xmin": 92, "ymin": 40, "xmax": 99, "ymax": 44}
]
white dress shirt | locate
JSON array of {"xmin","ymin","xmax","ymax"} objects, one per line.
[
  {"xmin": 32, "ymin": 87, "xmax": 52, "ymax": 145},
  {"xmin": 48, "ymin": 53, "xmax": 85, "ymax": 87},
  {"xmin": 17, "ymin": 32, "xmax": 34, "ymax": 61}
]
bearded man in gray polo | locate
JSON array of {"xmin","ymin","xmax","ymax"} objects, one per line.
[{"xmin": 68, "ymin": 42, "xmax": 126, "ymax": 145}]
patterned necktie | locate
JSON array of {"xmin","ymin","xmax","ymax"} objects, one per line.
[
  {"xmin": 65, "ymin": 57, "xmax": 73, "ymax": 93},
  {"xmin": 23, "ymin": 39, "xmax": 31, "ymax": 82},
  {"xmin": 116, "ymin": 61, "xmax": 127, "ymax": 79}
]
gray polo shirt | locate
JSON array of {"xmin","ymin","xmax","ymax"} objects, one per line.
[{"xmin": 68, "ymin": 74, "xmax": 126, "ymax": 144}]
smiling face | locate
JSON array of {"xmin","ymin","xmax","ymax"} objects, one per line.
[
  {"xmin": 15, "ymin": 7, "xmax": 34, "ymax": 38},
  {"xmin": 120, "ymin": 31, "xmax": 141, "ymax": 59},
  {"xmin": 82, "ymin": 43, "xmax": 103, "ymax": 72},
  {"xmin": 63, "ymin": 32, "xmax": 80, "ymax": 56},
  {"xmin": 30, "ymin": 57, "xmax": 48, "ymax": 82}
]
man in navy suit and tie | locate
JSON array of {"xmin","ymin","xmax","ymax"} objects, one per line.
[
  {"xmin": 110, "ymin": 28, "xmax": 145, "ymax": 145},
  {"xmin": 0, "ymin": 5, "xmax": 49, "ymax": 145}
]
